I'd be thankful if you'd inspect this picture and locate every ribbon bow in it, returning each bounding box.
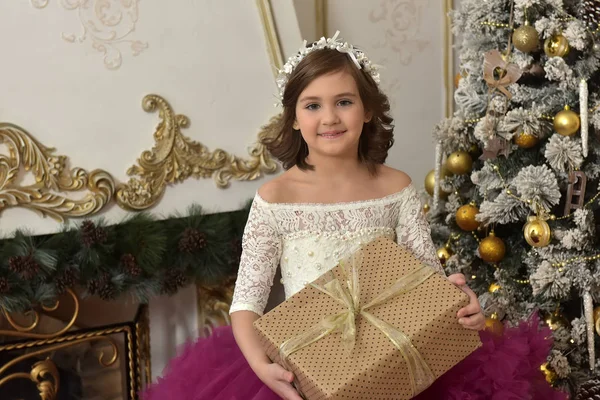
[279,252,436,395]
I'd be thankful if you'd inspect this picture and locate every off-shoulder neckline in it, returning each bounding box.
[254,183,414,210]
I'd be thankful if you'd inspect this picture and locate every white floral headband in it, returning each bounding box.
[275,30,381,105]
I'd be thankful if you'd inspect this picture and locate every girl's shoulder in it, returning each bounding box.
[374,165,413,194]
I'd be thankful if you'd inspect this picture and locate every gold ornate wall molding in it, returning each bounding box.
[0,123,115,222]
[0,96,280,219]
[30,0,148,70]
[115,94,279,211]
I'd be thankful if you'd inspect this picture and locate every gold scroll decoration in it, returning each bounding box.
[116,94,279,211]
[0,123,115,222]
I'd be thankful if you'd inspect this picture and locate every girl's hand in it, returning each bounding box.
[447,273,486,331]
[255,362,303,400]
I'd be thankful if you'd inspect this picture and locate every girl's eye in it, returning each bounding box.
[338,100,353,106]
[305,103,320,110]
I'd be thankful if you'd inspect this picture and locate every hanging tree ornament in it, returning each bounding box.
[425,167,451,197]
[437,243,454,266]
[580,79,589,157]
[446,150,473,175]
[512,20,540,53]
[513,132,539,148]
[540,363,558,385]
[554,105,580,136]
[524,215,552,247]
[484,312,504,336]
[456,202,480,231]
[488,282,501,293]
[478,231,506,263]
[580,0,600,31]
[544,33,570,57]
[584,291,596,370]
[483,50,522,100]
[564,170,587,216]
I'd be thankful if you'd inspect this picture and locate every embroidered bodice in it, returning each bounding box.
[229,183,445,316]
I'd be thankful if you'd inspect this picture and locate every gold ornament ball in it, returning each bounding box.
[512,22,540,53]
[423,203,430,214]
[514,132,539,149]
[544,311,567,331]
[553,105,580,136]
[454,72,462,88]
[446,151,473,175]
[437,245,454,266]
[484,313,504,336]
[455,203,480,231]
[489,282,501,294]
[478,232,506,263]
[540,363,557,385]
[594,306,600,324]
[424,168,451,197]
[544,34,570,58]
[524,216,552,247]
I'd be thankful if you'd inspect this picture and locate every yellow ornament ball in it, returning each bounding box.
[513,132,539,148]
[594,306,600,324]
[544,34,570,58]
[544,310,568,331]
[484,313,504,336]
[524,216,552,247]
[454,72,462,88]
[540,363,557,385]
[489,282,501,293]
[446,151,473,175]
[553,105,580,136]
[478,231,506,263]
[437,245,454,266]
[424,168,451,197]
[456,203,480,231]
[512,22,540,53]
[423,203,430,214]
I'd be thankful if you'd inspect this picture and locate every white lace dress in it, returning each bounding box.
[229,183,445,316]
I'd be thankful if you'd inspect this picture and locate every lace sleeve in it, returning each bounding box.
[396,185,446,276]
[230,195,282,316]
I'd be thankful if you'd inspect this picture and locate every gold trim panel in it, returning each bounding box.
[256,0,284,73]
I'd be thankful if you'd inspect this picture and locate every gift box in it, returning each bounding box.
[253,236,482,399]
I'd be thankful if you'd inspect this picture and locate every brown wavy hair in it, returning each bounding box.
[262,48,394,175]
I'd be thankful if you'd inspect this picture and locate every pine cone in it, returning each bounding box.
[120,253,142,277]
[580,0,600,30]
[98,283,117,301]
[162,269,188,295]
[87,273,109,295]
[8,255,40,280]
[0,277,10,294]
[55,268,79,294]
[576,379,600,400]
[81,220,108,247]
[178,228,207,253]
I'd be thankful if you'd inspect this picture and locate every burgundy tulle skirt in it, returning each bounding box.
[141,313,568,400]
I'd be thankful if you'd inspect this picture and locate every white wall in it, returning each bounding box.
[323,0,446,183]
[0,0,301,381]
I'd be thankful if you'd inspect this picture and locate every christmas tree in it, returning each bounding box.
[428,0,600,395]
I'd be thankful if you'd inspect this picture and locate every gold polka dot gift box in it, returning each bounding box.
[254,236,482,400]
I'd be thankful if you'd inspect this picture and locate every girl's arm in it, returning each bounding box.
[229,196,303,399]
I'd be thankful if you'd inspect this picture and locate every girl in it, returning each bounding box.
[143,32,565,400]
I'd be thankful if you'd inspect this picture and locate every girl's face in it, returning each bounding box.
[294,70,371,161]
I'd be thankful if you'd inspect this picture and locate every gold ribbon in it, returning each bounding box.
[279,252,436,396]
[483,49,522,99]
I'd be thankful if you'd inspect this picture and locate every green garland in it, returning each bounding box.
[0,203,252,313]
